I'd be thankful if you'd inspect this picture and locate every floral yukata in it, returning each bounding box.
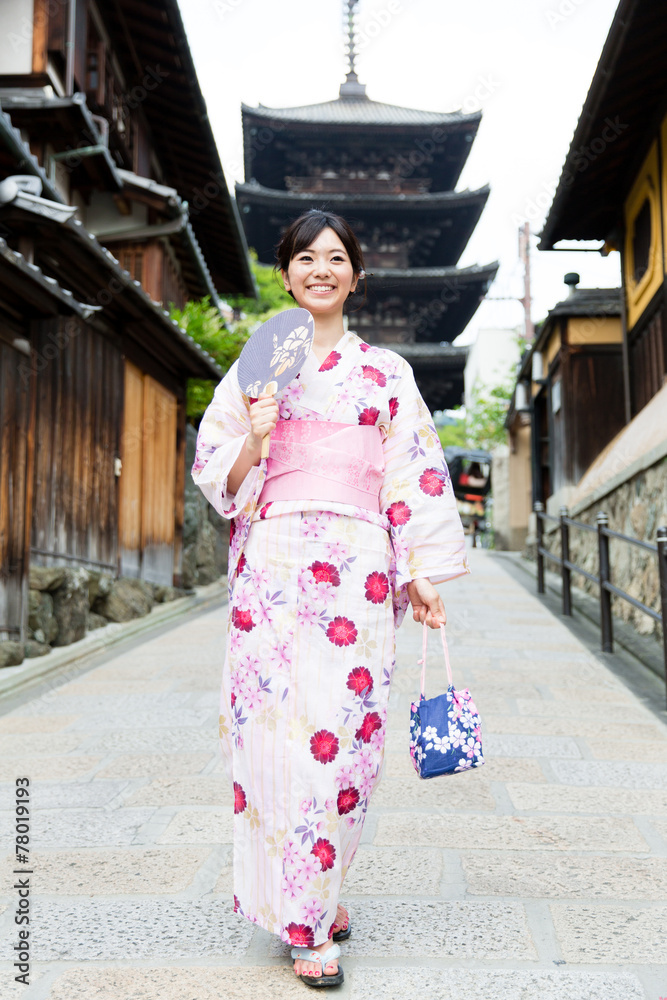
[192,329,468,949]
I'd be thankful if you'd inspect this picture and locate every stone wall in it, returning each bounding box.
[182,422,229,588]
[0,425,229,668]
[537,455,667,640]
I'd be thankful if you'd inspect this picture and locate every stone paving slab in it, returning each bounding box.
[483,734,582,758]
[95,752,216,779]
[84,727,218,754]
[374,812,649,851]
[0,756,101,782]
[123,776,231,807]
[5,807,156,848]
[516,697,652,722]
[550,760,667,789]
[0,714,80,734]
[270,900,537,960]
[382,751,547,783]
[156,808,233,844]
[506,781,667,816]
[371,773,496,811]
[0,779,129,810]
[482,714,666,740]
[67,709,214,732]
[348,968,647,1000]
[462,851,667,899]
[0,733,87,756]
[588,738,667,762]
[0,899,254,960]
[3,846,211,894]
[551,903,667,963]
[47,966,306,1000]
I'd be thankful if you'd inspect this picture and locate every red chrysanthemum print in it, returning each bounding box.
[259,501,273,520]
[389,396,399,418]
[364,570,389,604]
[358,406,380,426]
[361,365,387,387]
[233,894,241,912]
[419,467,447,497]
[233,781,247,814]
[247,396,258,405]
[356,711,382,743]
[229,519,236,542]
[337,786,360,815]
[236,552,247,576]
[232,607,255,632]
[311,838,336,870]
[286,923,315,948]
[347,666,373,697]
[359,342,371,353]
[386,500,412,527]
[326,616,358,647]
[310,729,340,764]
[230,692,236,707]
[309,561,341,587]
[318,350,342,372]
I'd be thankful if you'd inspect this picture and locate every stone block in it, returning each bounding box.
[95,752,215,779]
[0,756,100,782]
[484,734,581,758]
[124,776,230,807]
[28,588,58,643]
[550,759,667,789]
[371,774,496,811]
[29,808,155,848]
[29,566,66,591]
[52,568,90,646]
[348,969,646,1000]
[6,779,129,809]
[68,709,213,732]
[23,638,51,657]
[551,903,667,963]
[28,846,211,894]
[0,732,84,756]
[269,899,537,960]
[86,570,113,608]
[587,738,667,762]
[88,727,217,754]
[94,576,155,623]
[516,698,650,723]
[7,898,253,961]
[157,808,233,845]
[49,967,306,1000]
[0,640,24,667]
[506,781,667,816]
[0,714,78,734]
[374,813,648,852]
[462,851,667,899]
[340,846,443,894]
[86,611,108,632]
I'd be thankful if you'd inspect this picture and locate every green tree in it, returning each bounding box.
[437,412,467,450]
[465,377,514,451]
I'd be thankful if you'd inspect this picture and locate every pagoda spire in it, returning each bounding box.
[339,0,367,99]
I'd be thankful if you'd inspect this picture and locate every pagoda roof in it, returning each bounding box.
[539,0,667,249]
[242,98,480,129]
[236,180,489,211]
[368,262,498,286]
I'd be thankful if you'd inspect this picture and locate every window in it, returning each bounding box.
[632,197,652,284]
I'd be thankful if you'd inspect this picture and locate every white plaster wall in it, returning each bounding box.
[464,327,522,408]
[0,0,35,75]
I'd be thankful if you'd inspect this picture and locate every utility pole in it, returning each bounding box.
[518,221,534,342]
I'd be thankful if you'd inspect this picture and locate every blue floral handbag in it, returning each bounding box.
[410,622,485,778]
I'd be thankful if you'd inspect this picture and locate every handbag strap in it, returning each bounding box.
[418,621,453,697]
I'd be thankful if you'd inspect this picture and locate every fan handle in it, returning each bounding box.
[259,380,278,459]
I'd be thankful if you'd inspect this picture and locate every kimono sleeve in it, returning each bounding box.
[190,360,265,519]
[380,358,469,590]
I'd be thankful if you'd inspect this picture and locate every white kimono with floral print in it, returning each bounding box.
[192,329,468,948]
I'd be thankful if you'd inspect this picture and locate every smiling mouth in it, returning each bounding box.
[307,284,335,293]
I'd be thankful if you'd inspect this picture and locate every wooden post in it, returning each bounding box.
[535,502,545,594]
[560,505,571,616]
[597,511,613,653]
[657,526,667,705]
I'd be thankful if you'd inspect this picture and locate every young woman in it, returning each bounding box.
[192,209,468,987]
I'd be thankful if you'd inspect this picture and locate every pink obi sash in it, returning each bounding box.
[260,420,384,513]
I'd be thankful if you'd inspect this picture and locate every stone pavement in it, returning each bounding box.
[1,547,666,1000]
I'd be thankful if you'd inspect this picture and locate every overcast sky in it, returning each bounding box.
[180,0,622,344]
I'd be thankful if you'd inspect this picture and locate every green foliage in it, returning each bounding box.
[437,413,467,450]
[465,377,514,451]
[170,252,293,422]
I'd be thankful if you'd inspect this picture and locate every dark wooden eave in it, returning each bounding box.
[539,0,667,249]
[103,0,255,297]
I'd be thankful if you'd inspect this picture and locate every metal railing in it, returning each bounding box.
[534,503,667,699]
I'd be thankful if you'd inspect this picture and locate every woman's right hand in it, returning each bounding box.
[246,392,279,458]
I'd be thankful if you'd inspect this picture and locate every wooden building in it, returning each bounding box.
[0,0,254,642]
[235,1,498,411]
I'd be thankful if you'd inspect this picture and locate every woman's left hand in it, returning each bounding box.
[406,578,446,628]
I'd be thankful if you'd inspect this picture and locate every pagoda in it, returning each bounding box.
[236,1,498,409]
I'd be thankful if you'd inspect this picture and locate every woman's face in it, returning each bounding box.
[281,227,358,317]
